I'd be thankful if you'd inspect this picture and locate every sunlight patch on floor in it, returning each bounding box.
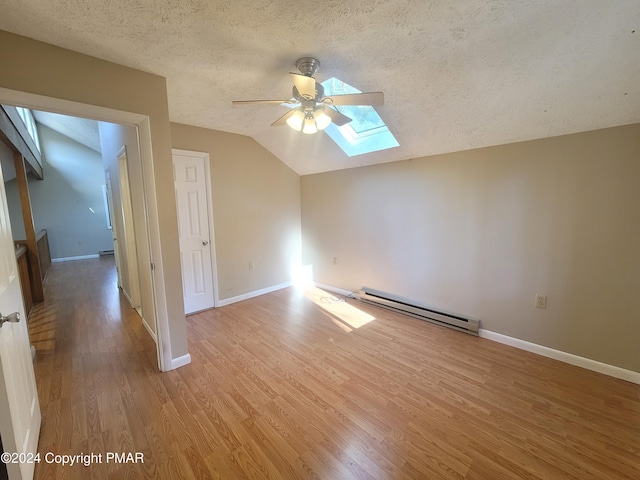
[304,287,375,332]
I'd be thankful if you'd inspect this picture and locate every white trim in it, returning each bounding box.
[218,282,292,307]
[102,184,112,230]
[203,152,220,307]
[170,353,191,370]
[141,317,157,344]
[479,329,640,385]
[51,254,100,262]
[311,282,640,385]
[313,282,354,297]
[121,288,134,309]
[172,149,220,309]
[0,87,170,373]
[137,118,169,372]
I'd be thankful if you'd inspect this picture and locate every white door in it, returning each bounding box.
[118,149,141,309]
[173,151,215,314]
[0,165,41,480]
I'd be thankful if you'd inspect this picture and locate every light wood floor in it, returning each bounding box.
[28,258,640,479]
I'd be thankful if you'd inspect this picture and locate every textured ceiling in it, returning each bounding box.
[1,1,638,175]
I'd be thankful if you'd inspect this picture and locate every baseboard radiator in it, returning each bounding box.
[357,287,480,336]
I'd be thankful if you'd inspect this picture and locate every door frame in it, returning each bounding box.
[0,87,171,372]
[172,149,219,309]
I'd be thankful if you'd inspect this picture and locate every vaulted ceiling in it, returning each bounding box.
[32,111,101,153]
[1,1,638,175]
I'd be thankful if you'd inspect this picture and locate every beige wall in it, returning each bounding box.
[302,123,640,372]
[171,123,301,301]
[0,30,187,362]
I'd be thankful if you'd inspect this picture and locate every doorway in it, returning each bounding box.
[0,86,171,371]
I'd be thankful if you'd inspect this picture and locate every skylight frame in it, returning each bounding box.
[321,77,398,157]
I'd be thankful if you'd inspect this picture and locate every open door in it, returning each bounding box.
[0,162,41,480]
[117,148,141,311]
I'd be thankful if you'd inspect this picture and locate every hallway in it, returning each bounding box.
[28,257,159,479]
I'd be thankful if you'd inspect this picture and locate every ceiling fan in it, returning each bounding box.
[232,57,384,134]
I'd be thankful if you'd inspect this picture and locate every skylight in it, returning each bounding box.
[321,77,399,157]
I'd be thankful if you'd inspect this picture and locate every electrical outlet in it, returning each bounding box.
[332,257,338,266]
[535,294,547,309]
[249,261,254,270]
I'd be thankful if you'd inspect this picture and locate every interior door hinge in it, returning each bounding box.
[150,262,155,271]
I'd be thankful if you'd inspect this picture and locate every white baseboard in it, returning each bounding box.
[141,317,157,344]
[313,282,354,297]
[121,289,134,308]
[218,282,292,307]
[479,329,640,385]
[170,353,192,370]
[52,254,99,262]
[216,279,640,385]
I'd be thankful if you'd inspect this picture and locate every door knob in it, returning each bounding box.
[202,241,209,246]
[0,312,20,328]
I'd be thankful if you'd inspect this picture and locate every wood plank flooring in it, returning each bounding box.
[28,258,640,479]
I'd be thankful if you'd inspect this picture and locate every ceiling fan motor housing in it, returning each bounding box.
[295,57,320,77]
[292,84,325,103]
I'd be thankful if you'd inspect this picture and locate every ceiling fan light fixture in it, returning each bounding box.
[302,113,318,134]
[234,58,385,136]
[286,109,305,131]
[313,107,331,131]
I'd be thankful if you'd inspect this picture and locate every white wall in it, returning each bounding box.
[301,123,640,373]
[5,124,113,259]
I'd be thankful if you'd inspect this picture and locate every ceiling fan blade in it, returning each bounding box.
[290,73,316,99]
[232,99,297,105]
[271,109,298,127]
[323,92,384,106]
[324,107,352,126]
